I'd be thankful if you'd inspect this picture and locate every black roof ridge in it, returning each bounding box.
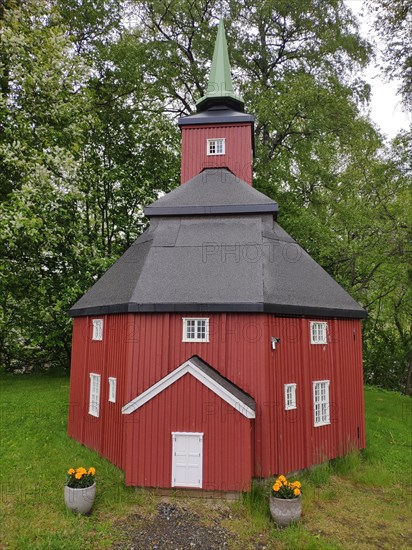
[188,355,256,411]
[145,204,278,216]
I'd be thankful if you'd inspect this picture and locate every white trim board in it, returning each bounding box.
[122,359,255,419]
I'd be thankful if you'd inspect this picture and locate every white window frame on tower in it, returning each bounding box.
[89,373,101,417]
[313,380,330,427]
[310,321,327,344]
[92,319,103,341]
[207,138,225,156]
[182,318,209,343]
[284,383,297,410]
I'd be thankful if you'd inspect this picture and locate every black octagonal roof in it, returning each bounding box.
[70,170,366,320]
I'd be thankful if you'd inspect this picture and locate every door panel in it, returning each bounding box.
[172,432,203,488]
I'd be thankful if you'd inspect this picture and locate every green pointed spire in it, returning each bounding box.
[196,20,244,112]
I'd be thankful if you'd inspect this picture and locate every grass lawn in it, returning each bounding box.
[0,374,411,549]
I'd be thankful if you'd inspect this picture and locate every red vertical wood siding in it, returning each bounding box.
[124,313,267,480]
[264,316,365,476]
[101,315,129,468]
[69,312,365,489]
[124,374,253,491]
[334,319,366,452]
[68,317,88,443]
[180,124,253,185]
[68,315,130,469]
[265,317,307,475]
[305,317,337,466]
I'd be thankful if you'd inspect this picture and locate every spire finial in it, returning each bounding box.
[196,20,244,112]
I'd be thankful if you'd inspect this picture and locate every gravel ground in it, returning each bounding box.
[111,502,235,550]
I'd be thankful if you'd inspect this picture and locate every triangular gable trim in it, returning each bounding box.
[121,359,255,419]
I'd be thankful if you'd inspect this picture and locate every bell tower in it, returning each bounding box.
[178,21,254,185]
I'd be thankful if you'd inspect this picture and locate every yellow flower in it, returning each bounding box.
[278,475,286,483]
[294,488,301,496]
[293,481,301,489]
[68,468,75,475]
[88,467,96,476]
[75,472,83,480]
[273,484,281,492]
[76,467,87,476]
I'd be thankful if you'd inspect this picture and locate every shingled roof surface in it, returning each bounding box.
[70,169,366,319]
[144,169,278,217]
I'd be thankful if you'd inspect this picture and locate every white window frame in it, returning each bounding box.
[310,321,327,344]
[182,318,209,343]
[284,383,297,410]
[313,380,330,427]
[89,373,101,417]
[92,319,103,341]
[207,138,225,156]
[108,377,117,403]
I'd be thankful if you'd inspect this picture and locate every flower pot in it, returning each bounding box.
[64,483,96,515]
[269,494,302,527]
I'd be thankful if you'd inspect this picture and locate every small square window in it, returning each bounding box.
[182,318,209,342]
[313,380,330,426]
[284,383,297,410]
[92,319,103,341]
[108,377,117,403]
[207,138,225,156]
[310,321,327,344]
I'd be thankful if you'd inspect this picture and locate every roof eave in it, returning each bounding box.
[178,111,254,126]
[70,302,367,319]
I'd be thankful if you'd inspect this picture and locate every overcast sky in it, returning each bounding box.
[345,0,410,139]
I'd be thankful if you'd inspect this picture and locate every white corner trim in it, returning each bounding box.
[122,360,255,419]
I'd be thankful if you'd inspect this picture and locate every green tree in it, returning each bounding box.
[0,0,179,370]
[1,0,409,394]
[368,0,412,110]
[0,0,91,369]
[130,0,411,392]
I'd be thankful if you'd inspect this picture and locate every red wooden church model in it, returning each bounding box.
[68,22,367,492]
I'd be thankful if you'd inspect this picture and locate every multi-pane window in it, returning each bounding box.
[313,380,330,426]
[310,321,327,344]
[182,318,209,342]
[89,373,101,417]
[108,377,117,403]
[92,319,103,341]
[284,383,297,410]
[207,138,225,156]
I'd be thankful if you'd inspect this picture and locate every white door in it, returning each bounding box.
[171,432,203,488]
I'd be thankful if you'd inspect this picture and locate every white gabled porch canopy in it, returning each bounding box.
[122,355,256,419]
